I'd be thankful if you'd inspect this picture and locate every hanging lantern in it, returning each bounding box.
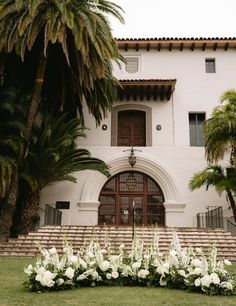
[128,147,136,167]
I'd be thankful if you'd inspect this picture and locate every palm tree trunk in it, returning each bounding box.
[0,175,18,241]
[27,50,47,129]
[227,190,236,223]
[0,51,6,86]
[18,190,40,235]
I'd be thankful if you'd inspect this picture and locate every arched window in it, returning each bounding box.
[99,171,165,226]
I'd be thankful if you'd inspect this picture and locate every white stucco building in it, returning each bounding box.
[40,37,236,228]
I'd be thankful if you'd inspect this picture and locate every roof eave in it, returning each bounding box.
[116,38,236,51]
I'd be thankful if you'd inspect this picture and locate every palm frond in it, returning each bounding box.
[0,0,123,124]
[189,165,233,195]
[21,113,109,191]
[205,89,236,164]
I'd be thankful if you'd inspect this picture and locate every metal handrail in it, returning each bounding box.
[196,205,236,236]
[227,218,236,236]
[196,206,223,228]
[44,204,62,225]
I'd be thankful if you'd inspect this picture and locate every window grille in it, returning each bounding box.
[125,57,139,73]
[99,172,165,226]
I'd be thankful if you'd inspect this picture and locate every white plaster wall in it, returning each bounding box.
[40,146,230,227]
[40,48,235,227]
[81,49,236,147]
[115,49,236,147]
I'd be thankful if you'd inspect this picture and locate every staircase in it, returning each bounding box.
[0,226,236,261]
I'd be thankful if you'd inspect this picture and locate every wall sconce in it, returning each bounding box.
[102,124,107,131]
[156,124,162,131]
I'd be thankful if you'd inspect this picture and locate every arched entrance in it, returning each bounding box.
[98,171,165,226]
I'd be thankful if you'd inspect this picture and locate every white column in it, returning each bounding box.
[164,201,186,227]
[77,201,100,225]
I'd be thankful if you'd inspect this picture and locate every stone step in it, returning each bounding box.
[1,226,236,261]
[5,238,236,248]
[31,227,230,231]
[35,227,228,233]
[11,236,236,243]
[1,246,236,254]
[25,230,233,236]
[1,245,236,254]
[37,231,228,235]
[34,229,227,235]
[8,241,236,249]
[21,233,234,240]
[0,242,235,252]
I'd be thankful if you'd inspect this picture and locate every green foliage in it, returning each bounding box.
[189,165,232,194]
[205,90,236,165]
[20,113,110,193]
[190,89,236,221]
[0,85,109,235]
[0,0,120,235]
[1,256,236,306]
[23,234,236,295]
[0,85,28,198]
[0,0,124,124]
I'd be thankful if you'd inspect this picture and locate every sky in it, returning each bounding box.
[110,0,236,38]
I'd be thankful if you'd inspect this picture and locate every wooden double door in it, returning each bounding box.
[98,172,165,226]
[119,195,143,225]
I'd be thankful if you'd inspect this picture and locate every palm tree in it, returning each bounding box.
[0,0,124,128]
[0,85,28,240]
[0,0,123,237]
[12,114,110,235]
[190,90,236,223]
[205,90,236,166]
[189,165,236,222]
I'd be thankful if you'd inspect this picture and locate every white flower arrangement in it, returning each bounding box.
[24,231,236,295]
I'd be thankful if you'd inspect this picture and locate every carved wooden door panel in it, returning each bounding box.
[117,111,146,146]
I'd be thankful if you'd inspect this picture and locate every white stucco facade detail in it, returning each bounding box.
[39,38,235,227]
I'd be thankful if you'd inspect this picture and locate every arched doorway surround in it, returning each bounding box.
[99,171,165,226]
[77,155,186,227]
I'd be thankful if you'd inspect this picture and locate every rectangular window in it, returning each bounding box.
[189,113,205,146]
[205,58,215,73]
[56,201,70,209]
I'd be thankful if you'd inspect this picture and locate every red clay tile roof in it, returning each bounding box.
[118,79,176,101]
[116,37,236,51]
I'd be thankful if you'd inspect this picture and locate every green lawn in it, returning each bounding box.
[0,257,235,306]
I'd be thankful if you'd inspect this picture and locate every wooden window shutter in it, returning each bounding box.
[117,110,146,146]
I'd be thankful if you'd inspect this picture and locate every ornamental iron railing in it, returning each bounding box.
[196,206,223,228]
[196,206,236,235]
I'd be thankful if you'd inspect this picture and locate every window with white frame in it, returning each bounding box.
[205,58,216,73]
[189,113,205,147]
